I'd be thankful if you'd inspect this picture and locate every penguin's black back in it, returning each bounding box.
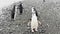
[34,8,38,17]
[11,5,16,19]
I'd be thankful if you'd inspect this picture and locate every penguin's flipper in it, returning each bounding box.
[27,21,31,27]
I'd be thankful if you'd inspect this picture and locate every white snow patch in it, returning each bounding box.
[0,0,23,9]
[0,0,23,15]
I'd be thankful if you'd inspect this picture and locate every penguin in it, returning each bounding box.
[18,2,23,15]
[11,5,16,20]
[27,7,41,32]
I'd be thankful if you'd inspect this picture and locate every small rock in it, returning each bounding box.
[0,28,3,31]
[16,25,18,27]
[47,24,49,27]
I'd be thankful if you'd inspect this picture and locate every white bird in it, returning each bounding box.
[27,7,41,32]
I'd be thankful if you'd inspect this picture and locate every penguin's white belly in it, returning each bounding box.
[31,15,38,28]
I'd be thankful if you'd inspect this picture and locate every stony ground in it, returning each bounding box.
[0,0,60,34]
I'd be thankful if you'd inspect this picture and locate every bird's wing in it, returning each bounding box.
[27,21,31,26]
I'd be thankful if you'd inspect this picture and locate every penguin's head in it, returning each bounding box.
[32,7,35,14]
[15,5,17,9]
[32,6,38,17]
